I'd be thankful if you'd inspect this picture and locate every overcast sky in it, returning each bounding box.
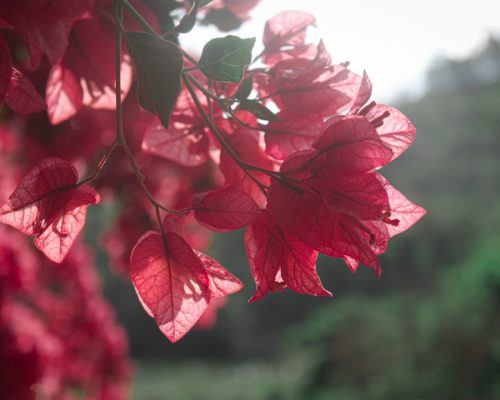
[189,0,500,102]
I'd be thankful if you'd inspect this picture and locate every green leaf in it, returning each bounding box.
[234,75,253,100]
[239,100,280,122]
[198,35,255,83]
[175,0,206,34]
[125,32,183,128]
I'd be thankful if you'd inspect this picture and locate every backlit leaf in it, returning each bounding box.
[366,104,416,161]
[198,35,255,82]
[5,68,46,114]
[0,158,99,262]
[130,231,210,343]
[192,186,260,232]
[46,60,83,124]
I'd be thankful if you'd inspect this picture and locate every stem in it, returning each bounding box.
[77,142,119,187]
[183,72,269,195]
[189,76,220,101]
[121,0,158,35]
[114,0,186,216]
[115,1,125,145]
[206,80,215,121]
[181,49,199,67]
[156,206,167,238]
[120,0,200,76]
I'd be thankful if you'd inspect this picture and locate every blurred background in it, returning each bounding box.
[86,1,500,399]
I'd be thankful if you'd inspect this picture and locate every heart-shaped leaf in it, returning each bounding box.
[198,35,255,82]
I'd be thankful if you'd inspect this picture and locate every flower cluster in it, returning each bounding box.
[0,0,424,350]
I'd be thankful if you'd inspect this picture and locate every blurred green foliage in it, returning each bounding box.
[284,233,500,400]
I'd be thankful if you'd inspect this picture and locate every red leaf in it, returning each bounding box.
[280,82,350,118]
[192,186,260,232]
[130,231,210,343]
[269,182,382,274]
[263,11,316,52]
[317,173,390,221]
[5,68,46,114]
[245,211,331,301]
[0,158,99,262]
[219,129,277,206]
[269,156,384,273]
[0,0,91,67]
[72,18,132,111]
[245,212,284,302]
[142,119,209,167]
[281,232,331,297]
[312,116,393,175]
[195,251,243,298]
[46,60,83,124]
[343,256,358,273]
[264,111,324,160]
[0,34,12,103]
[366,104,416,161]
[45,14,133,124]
[351,71,372,113]
[378,176,426,237]
[273,43,355,116]
[34,186,99,263]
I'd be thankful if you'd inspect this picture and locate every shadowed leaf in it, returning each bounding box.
[125,32,183,127]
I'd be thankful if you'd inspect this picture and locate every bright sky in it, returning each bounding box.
[189,0,500,102]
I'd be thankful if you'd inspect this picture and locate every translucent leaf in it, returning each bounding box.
[0,158,99,262]
[130,231,210,343]
[192,186,260,232]
[5,68,46,114]
[198,35,255,82]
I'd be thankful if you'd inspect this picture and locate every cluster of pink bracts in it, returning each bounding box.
[0,2,424,397]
